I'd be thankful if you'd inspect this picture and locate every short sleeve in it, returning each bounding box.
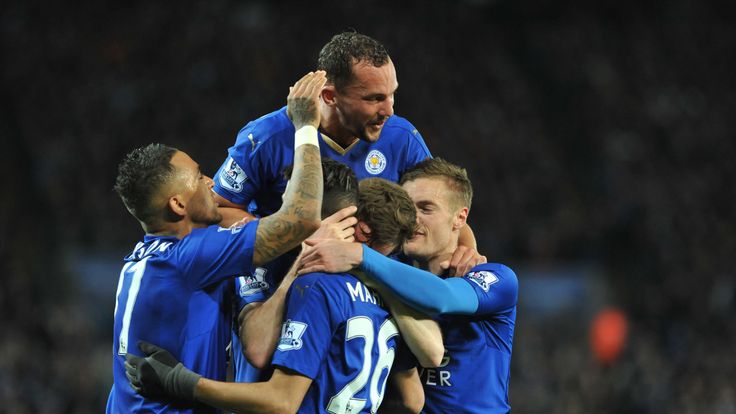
[213,125,268,206]
[271,276,335,379]
[461,263,518,316]
[174,220,259,289]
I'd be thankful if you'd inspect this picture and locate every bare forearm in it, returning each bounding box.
[253,144,322,266]
[242,267,299,368]
[195,378,291,414]
[385,291,444,368]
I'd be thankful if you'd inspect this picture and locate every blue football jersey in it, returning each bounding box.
[229,250,298,383]
[213,107,431,217]
[271,273,402,414]
[419,263,518,414]
[106,221,258,414]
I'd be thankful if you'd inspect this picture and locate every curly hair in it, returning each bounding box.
[317,31,390,92]
[357,178,416,250]
[114,143,178,224]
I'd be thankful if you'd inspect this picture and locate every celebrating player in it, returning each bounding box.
[125,178,440,413]
[230,158,360,383]
[106,71,326,413]
[299,158,519,414]
[213,31,482,275]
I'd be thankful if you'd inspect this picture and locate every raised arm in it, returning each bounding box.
[239,253,301,369]
[252,71,326,267]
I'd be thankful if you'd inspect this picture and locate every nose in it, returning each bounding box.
[205,175,215,189]
[379,95,394,118]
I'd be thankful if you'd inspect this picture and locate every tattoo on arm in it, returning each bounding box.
[253,145,322,266]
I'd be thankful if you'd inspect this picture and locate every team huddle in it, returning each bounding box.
[108,32,518,414]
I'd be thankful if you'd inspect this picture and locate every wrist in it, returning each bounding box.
[295,125,319,148]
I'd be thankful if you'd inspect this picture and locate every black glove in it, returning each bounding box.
[125,341,201,402]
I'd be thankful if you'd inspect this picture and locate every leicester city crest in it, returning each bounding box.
[365,150,387,175]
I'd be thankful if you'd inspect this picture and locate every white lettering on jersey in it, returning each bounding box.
[345,281,383,306]
[466,270,499,292]
[419,352,452,387]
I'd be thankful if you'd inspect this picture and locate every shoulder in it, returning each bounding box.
[232,107,295,150]
[180,221,258,250]
[464,263,518,292]
[382,115,425,142]
[290,273,356,300]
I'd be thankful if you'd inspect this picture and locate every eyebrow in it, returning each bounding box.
[362,85,399,99]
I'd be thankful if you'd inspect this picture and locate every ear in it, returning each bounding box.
[452,207,468,231]
[167,194,187,218]
[354,220,372,243]
[321,84,337,107]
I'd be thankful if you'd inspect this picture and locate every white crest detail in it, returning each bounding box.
[219,157,247,192]
[277,320,308,351]
[466,270,499,292]
[365,150,387,175]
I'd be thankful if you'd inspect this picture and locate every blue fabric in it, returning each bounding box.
[213,107,431,217]
[271,273,405,413]
[230,250,297,383]
[358,246,519,414]
[106,221,258,414]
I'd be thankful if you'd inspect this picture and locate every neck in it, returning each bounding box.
[415,242,458,276]
[145,220,196,239]
[319,103,358,148]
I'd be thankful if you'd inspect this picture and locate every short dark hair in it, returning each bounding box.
[283,158,359,218]
[114,143,178,224]
[400,158,473,211]
[357,178,416,251]
[317,31,390,91]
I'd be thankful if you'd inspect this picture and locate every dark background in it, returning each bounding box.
[2,0,734,412]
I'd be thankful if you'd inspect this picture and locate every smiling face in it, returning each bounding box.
[402,177,467,264]
[169,151,222,226]
[331,59,397,143]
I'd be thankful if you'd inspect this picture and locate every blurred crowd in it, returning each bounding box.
[1,0,734,412]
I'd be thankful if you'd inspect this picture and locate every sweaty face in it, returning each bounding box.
[333,59,397,143]
[402,178,459,262]
[171,151,222,226]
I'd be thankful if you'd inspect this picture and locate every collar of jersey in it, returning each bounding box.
[319,131,360,155]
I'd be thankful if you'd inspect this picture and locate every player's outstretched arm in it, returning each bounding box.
[239,252,302,369]
[253,71,326,267]
[299,241,478,316]
[126,342,311,413]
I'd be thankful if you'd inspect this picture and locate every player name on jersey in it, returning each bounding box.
[345,280,384,307]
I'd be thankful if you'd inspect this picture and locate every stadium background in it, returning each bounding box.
[1,0,734,412]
